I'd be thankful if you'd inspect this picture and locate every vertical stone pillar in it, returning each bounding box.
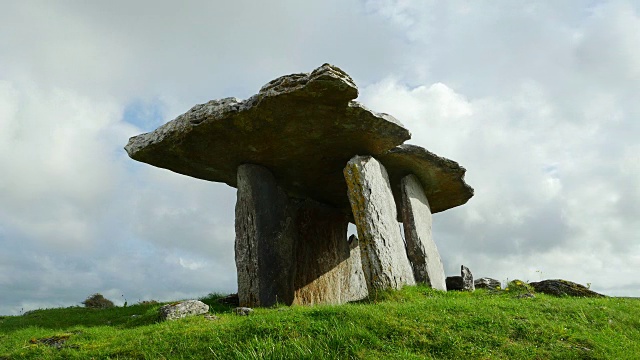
[292,201,368,305]
[235,164,296,307]
[343,155,415,291]
[400,174,447,291]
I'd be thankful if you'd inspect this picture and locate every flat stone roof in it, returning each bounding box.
[125,64,473,215]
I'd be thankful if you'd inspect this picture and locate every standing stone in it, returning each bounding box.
[292,201,367,305]
[344,155,415,291]
[400,174,447,291]
[235,164,296,307]
[462,265,474,291]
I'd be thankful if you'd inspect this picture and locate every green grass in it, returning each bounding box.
[1,286,638,359]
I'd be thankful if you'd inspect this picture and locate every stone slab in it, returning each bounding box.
[378,144,474,216]
[344,155,415,291]
[292,202,367,305]
[236,163,368,307]
[235,164,296,307]
[400,174,447,290]
[159,300,209,321]
[125,64,411,215]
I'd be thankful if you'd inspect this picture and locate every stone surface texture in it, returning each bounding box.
[292,200,367,305]
[474,277,501,290]
[346,235,369,300]
[235,164,297,307]
[125,64,411,215]
[159,300,209,321]
[400,174,447,290]
[378,144,474,217]
[462,265,475,291]
[236,164,367,307]
[529,279,605,297]
[344,155,415,291]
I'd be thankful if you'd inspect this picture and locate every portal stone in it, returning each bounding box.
[292,201,367,305]
[344,155,415,291]
[400,174,447,291]
[235,164,296,307]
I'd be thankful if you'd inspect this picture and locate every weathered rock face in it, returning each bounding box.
[235,164,297,307]
[344,155,415,291]
[292,201,367,305]
[529,279,605,297]
[474,277,501,290]
[400,174,446,290]
[346,235,368,300]
[159,300,209,321]
[378,144,474,216]
[462,265,474,291]
[236,163,368,307]
[125,64,410,215]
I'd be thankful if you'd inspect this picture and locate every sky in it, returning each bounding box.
[1,0,638,315]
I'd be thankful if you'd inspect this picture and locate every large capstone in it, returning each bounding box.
[378,144,474,217]
[400,174,447,290]
[344,155,415,291]
[125,64,411,216]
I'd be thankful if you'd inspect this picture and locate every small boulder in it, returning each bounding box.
[234,307,254,316]
[475,277,501,290]
[529,279,605,297]
[159,300,209,321]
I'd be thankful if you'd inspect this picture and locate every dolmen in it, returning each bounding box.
[125,64,474,307]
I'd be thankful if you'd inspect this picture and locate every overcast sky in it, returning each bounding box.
[1,1,638,315]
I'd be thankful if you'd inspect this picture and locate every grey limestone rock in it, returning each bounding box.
[462,265,474,291]
[400,174,446,290]
[159,300,209,321]
[378,144,474,217]
[235,164,296,307]
[236,163,368,307]
[344,155,415,291]
[125,64,411,215]
[474,277,501,290]
[292,200,367,305]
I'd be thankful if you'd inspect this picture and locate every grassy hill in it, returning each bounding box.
[1,285,638,359]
